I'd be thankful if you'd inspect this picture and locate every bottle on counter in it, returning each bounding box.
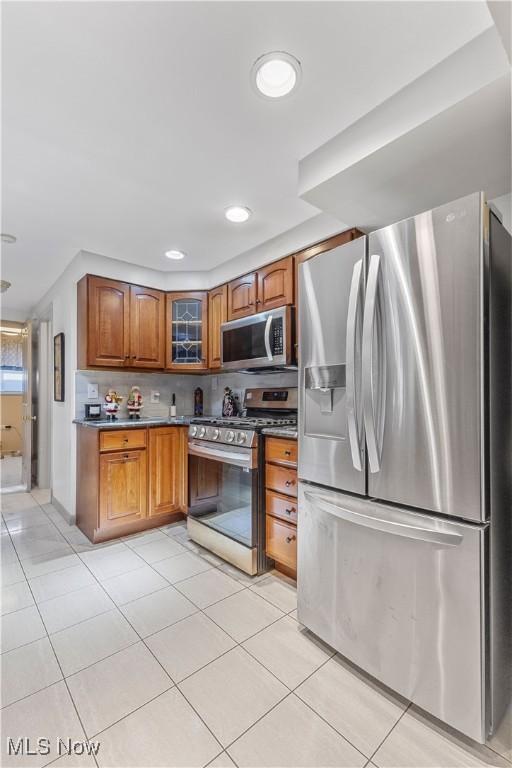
[222,387,237,417]
[194,387,203,417]
[170,393,177,418]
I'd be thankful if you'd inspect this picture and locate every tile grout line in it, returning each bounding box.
[4,506,347,768]
[3,503,100,767]
[47,517,303,762]
[366,702,412,767]
[72,538,228,760]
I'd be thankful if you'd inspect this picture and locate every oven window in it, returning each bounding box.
[222,319,267,364]
[188,456,257,548]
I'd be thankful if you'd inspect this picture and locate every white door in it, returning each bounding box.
[21,322,33,490]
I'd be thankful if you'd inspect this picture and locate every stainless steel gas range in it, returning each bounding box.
[187,387,297,575]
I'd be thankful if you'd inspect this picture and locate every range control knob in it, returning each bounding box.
[198,426,206,438]
[211,428,220,440]
[225,430,235,443]
[190,426,197,437]
[236,431,247,444]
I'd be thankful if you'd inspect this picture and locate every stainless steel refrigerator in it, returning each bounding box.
[297,191,511,743]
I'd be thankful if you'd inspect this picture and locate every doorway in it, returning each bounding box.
[0,321,26,491]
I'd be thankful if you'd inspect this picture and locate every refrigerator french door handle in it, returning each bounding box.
[345,259,363,471]
[264,315,273,361]
[303,490,463,547]
[362,253,381,473]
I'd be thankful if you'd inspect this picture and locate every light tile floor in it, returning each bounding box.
[1,491,511,768]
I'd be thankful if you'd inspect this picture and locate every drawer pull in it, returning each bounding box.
[285,480,294,487]
[286,535,296,544]
[284,450,291,456]
[285,508,295,515]
[123,453,129,459]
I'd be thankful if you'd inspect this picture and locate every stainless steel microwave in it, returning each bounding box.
[221,306,294,371]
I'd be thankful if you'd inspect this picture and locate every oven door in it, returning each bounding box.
[188,440,259,550]
[221,307,290,370]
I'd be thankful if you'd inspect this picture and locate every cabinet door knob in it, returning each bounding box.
[285,480,294,487]
[286,535,296,544]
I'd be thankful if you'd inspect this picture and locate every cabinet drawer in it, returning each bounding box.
[100,429,147,452]
[265,463,297,497]
[266,490,297,524]
[266,516,297,571]
[266,437,297,467]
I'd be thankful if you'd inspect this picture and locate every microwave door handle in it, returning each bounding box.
[362,253,381,473]
[346,259,363,471]
[264,315,273,361]
[304,491,463,547]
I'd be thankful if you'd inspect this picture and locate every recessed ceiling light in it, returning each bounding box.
[0,234,17,244]
[225,206,252,223]
[165,249,185,260]
[251,52,301,99]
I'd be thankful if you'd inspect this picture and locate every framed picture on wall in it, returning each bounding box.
[54,332,65,402]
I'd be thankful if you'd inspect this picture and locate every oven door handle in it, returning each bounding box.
[188,441,254,467]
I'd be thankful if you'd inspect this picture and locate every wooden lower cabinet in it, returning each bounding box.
[265,463,298,497]
[99,450,147,531]
[264,437,298,579]
[77,425,187,543]
[149,427,187,517]
[266,516,297,572]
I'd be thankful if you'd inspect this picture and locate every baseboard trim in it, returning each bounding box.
[51,494,75,526]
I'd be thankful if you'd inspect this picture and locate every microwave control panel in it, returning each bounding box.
[272,318,284,354]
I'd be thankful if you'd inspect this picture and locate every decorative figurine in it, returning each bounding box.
[222,387,237,417]
[104,389,123,420]
[127,386,144,419]
[194,387,203,417]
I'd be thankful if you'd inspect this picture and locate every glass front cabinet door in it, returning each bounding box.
[166,292,208,371]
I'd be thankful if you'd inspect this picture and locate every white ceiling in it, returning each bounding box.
[1,1,494,314]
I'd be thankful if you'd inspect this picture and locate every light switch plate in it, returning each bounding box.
[87,383,99,399]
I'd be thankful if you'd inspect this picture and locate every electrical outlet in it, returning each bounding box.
[150,391,160,403]
[87,383,99,399]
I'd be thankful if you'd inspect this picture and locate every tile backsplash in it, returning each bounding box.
[75,370,209,420]
[75,369,299,420]
[209,370,298,414]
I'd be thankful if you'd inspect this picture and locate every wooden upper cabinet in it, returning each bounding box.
[166,292,208,371]
[148,427,186,517]
[83,276,130,367]
[208,285,227,369]
[77,275,165,370]
[257,256,294,312]
[227,257,294,321]
[99,449,147,531]
[227,273,257,320]
[130,285,165,368]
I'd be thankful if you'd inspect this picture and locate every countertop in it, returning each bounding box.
[261,426,298,439]
[73,416,194,429]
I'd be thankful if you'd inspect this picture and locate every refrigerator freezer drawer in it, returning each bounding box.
[298,482,487,742]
